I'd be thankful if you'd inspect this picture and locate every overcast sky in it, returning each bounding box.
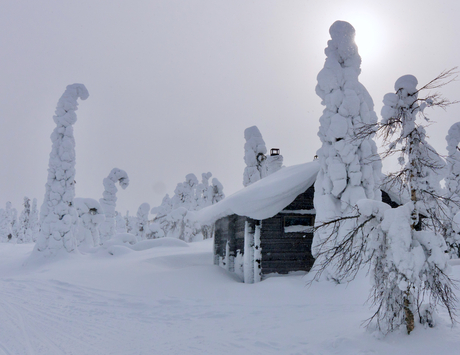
[1,0,459,214]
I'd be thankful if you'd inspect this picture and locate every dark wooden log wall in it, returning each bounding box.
[214,185,316,276]
[260,185,316,275]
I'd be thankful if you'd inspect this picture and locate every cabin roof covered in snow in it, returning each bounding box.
[196,161,320,223]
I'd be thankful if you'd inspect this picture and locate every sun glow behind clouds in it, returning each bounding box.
[345,14,386,62]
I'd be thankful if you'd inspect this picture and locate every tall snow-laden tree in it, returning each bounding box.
[375,74,454,334]
[99,168,129,244]
[243,126,268,187]
[34,84,89,257]
[444,122,460,256]
[313,71,458,335]
[17,197,32,244]
[74,198,105,248]
[312,21,382,280]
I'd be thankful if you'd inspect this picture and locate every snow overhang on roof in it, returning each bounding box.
[196,161,320,224]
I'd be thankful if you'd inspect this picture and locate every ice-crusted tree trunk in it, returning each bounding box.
[445,122,460,256]
[243,126,268,187]
[34,84,89,257]
[312,21,382,281]
[99,168,129,244]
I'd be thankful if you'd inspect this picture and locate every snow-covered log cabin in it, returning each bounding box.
[196,162,319,283]
[196,161,402,283]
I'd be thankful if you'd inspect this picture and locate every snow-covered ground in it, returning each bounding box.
[0,240,459,355]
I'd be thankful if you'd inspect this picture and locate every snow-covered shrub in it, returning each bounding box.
[74,198,105,248]
[34,83,89,257]
[99,168,129,244]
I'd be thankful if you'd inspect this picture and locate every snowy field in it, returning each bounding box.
[0,239,459,355]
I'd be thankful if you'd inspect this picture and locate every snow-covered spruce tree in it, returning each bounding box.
[375,74,455,334]
[195,172,216,239]
[0,209,9,242]
[172,173,199,210]
[167,174,200,242]
[115,212,127,234]
[243,126,268,187]
[30,198,40,242]
[313,72,458,335]
[266,152,284,176]
[211,178,225,204]
[124,211,137,234]
[152,173,225,241]
[312,21,382,281]
[98,168,129,244]
[151,194,173,235]
[74,198,105,248]
[34,84,89,257]
[135,202,150,240]
[17,197,32,244]
[196,172,213,209]
[5,202,18,242]
[444,122,460,256]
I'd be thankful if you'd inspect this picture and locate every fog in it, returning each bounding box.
[1,0,459,214]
